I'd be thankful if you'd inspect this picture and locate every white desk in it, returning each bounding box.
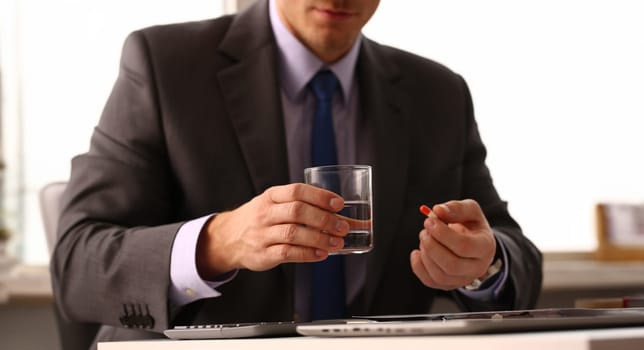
[99,327,644,350]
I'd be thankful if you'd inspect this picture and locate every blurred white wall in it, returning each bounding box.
[365,0,644,252]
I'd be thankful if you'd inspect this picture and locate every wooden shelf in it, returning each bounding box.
[0,264,52,304]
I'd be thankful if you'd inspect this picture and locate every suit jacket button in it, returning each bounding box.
[120,315,132,328]
[145,315,155,329]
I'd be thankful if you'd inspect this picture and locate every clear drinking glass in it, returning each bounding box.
[304,165,373,254]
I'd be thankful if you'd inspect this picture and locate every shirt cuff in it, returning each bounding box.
[169,214,238,307]
[457,233,509,301]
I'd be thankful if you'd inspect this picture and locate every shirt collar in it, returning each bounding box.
[269,0,361,102]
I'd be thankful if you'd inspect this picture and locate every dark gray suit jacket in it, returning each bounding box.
[51,0,542,347]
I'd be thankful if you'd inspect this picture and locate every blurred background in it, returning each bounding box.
[1,1,643,349]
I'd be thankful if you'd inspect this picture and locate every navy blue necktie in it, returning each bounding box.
[309,70,346,320]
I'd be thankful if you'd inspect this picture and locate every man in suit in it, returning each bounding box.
[51,0,542,348]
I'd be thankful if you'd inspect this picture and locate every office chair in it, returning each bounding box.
[39,182,67,255]
[39,181,99,350]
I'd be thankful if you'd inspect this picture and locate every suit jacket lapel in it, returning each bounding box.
[357,39,411,311]
[216,1,290,194]
[215,1,295,300]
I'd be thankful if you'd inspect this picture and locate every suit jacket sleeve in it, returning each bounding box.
[50,30,181,332]
[450,76,543,311]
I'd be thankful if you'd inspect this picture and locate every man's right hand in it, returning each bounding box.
[195,183,350,279]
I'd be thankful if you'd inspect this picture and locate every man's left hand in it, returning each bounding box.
[410,199,496,291]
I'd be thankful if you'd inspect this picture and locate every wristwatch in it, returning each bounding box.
[464,258,503,291]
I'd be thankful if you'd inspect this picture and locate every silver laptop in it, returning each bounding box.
[296,308,644,337]
[164,308,644,340]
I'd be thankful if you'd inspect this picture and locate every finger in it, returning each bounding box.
[419,228,479,279]
[341,216,372,231]
[432,199,488,228]
[419,230,476,278]
[267,223,345,252]
[265,183,344,212]
[424,205,496,258]
[425,216,491,259]
[411,249,461,290]
[264,244,329,265]
[410,249,441,289]
[268,201,350,235]
[415,243,466,290]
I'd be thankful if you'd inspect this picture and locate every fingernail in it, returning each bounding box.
[330,198,343,211]
[336,219,349,232]
[329,236,340,246]
[426,218,436,228]
[439,204,450,214]
[315,249,326,257]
